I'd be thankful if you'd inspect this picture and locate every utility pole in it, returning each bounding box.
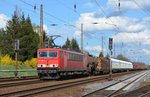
[40,4,43,48]
[121,42,123,55]
[81,23,83,52]
[114,43,115,57]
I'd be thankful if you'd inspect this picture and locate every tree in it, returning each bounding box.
[43,32,54,48]
[62,38,80,51]
[71,38,80,51]
[99,51,104,57]
[3,8,39,61]
[62,37,71,49]
[4,8,21,58]
[116,54,130,61]
[19,15,39,61]
[0,28,6,55]
[106,53,110,58]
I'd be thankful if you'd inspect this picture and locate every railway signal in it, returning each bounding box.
[109,38,113,80]
[109,38,113,50]
[14,39,19,77]
[14,39,19,51]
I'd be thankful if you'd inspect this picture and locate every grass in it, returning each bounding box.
[0,64,37,78]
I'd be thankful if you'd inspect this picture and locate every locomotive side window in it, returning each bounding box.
[67,52,83,61]
[79,55,83,61]
[49,51,57,57]
[60,51,63,58]
[39,51,47,57]
[68,53,72,60]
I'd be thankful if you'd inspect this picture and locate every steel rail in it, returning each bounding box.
[106,72,147,97]
[81,71,146,97]
[0,75,109,97]
[0,79,41,88]
[113,83,150,97]
[0,76,38,82]
[0,71,141,97]
[0,69,36,72]
[0,72,130,97]
[138,91,150,97]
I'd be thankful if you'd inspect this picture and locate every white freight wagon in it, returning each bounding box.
[110,58,133,70]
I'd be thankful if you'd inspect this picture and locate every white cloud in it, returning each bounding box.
[75,13,115,32]
[43,25,49,34]
[72,0,150,64]
[84,2,95,8]
[107,0,150,11]
[75,12,147,37]
[74,8,150,46]
[0,14,9,28]
[112,30,150,44]
[85,45,104,53]
[142,49,150,55]
[74,30,81,38]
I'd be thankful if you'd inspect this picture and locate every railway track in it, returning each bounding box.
[114,84,150,97]
[0,71,140,97]
[0,76,38,82]
[81,71,148,97]
[0,79,42,88]
[139,91,150,97]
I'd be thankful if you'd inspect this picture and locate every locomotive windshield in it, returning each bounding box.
[49,51,57,58]
[39,51,47,57]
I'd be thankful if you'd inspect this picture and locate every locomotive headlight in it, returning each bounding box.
[37,64,46,67]
[49,64,58,67]
[54,64,58,67]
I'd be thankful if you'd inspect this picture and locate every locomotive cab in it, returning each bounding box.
[37,48,60,79]
[37,48,86,79]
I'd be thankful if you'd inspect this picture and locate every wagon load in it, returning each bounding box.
[99,57,110,73]
[133,63,147,70]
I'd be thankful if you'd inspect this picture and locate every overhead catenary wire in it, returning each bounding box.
[74,0,77,12]
[94,0,121,33]
[94,0,144,60]
[94,0,143,51]
[19,0,69,24]
[19,0,145,61]
[133,0,150,16]
[55,0,80,17]
[18,0,54,23]
[15,3,53,23]
[57,0,118,43]
[95,1,147,62]
[0,1,49,28]
[118,0,120,11]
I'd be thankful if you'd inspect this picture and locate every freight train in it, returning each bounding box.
[37,48,147,79]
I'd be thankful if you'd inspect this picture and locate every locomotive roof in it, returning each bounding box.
[38,48,61,51]
[110,58,132,64]
[38,48,84,55]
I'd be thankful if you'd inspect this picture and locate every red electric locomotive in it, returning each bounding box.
[37,48,88,79]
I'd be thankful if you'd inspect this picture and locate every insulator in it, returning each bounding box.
[34,4,36,11]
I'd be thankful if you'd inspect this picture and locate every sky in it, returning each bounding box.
[0,0,150,65]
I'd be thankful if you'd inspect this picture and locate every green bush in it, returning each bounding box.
[0,55,37,69]
[23,58,37,68]
[0,55,23,68]
[0,55,37,77]
[0,55,13,65]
